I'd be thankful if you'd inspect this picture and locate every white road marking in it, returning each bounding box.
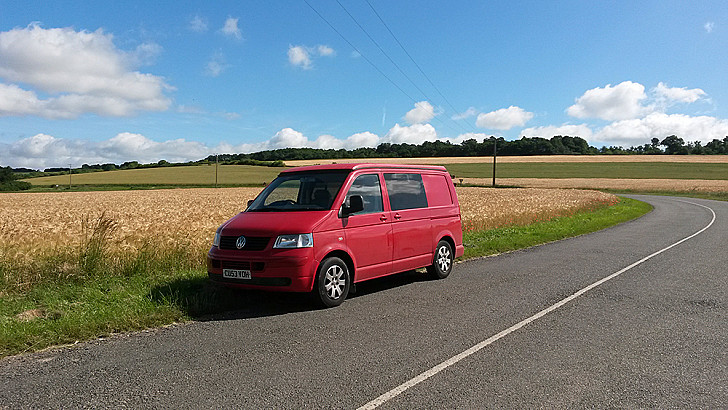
[358,199,716,410]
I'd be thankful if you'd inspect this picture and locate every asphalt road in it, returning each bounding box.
[1,195,726,408]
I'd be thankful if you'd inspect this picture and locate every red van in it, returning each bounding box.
[207,163,464,307]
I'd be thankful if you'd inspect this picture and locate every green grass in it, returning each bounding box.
[23,165,285,187]
[462,197,652,259]
[444,162,728,180]
[0,196,651,358]
[599,189,728,202]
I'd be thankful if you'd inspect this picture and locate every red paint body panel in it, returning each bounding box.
[207,163,464,293]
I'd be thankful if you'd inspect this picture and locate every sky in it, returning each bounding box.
[1,0,727,169]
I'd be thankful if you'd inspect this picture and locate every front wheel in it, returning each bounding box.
[314,257,351,308]
[427,240,454,279]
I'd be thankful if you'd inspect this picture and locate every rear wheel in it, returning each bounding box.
[427,240,453,279]
[314,257,350,308]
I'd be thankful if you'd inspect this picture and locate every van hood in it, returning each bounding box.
[219,210,332,236]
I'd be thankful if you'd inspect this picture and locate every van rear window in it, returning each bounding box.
[384,173,428,211]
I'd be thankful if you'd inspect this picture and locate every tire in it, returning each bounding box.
[427,240,454,279]
[314,257,351,308]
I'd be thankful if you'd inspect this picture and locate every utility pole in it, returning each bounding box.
[215,154,219,188]
[69,164,72,190]
[492,137,497,187]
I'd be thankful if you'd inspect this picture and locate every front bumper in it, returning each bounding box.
[206,247,316,292]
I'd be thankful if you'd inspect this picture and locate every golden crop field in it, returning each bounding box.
[0,187,616,257]
[465,178,728,193]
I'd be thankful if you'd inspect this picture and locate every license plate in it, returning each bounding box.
[222,269,251,279]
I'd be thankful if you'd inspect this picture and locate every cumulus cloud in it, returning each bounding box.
[190,15,208,33]
[288,46,312,69]
[384,123,438,144]
[520,124,594,140]
[452,107,478,120]
[567,81,649,121]
[404,101,436,125]
[476,106,533,130]
[221,17,242,39]
[653,82,706,104]
[0,133,208,169]
[0,23,171,119]
[594,112,728,146]
[205,51,229,77]
[288,44,335,69]
[704,22,715,33]
[317,45,335,56]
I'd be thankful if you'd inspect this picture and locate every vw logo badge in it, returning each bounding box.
[235,236,246,250]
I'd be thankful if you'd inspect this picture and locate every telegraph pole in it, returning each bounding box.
[69,164,72,190]
[492,137,497,187]
[215,154,219,188]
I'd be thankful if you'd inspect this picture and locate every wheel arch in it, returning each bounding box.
[320,250,356,282]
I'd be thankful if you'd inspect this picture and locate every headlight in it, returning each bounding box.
[212,231,221,247]
[273,233,313,249]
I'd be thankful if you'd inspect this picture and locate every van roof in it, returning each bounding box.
[280,163,449,174]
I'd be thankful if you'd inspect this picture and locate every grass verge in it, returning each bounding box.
[462,197,652,259]
[0,196,651,359]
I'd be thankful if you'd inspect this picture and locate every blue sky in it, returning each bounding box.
[1,0,727,169]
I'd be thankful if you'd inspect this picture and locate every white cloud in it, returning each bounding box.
[595,112,728,146]
[0,23,171,119]
[520,124,594,140]
[653,82,706,104]
[317,45,335,56]
[476,106,533,130]
[221,17,242,40]
[288,44,335,69]
[205,52,229,77]
[345,131,379,148]
[404,101,436,125]
[704,22,715,33]
[269,128,309,148]
[384,123,437,144]
[452,107,478,120]
[567,81,649,121]
[288,45,312,69]
[190,15,208,33]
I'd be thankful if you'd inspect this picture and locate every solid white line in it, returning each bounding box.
[358,199,716,410]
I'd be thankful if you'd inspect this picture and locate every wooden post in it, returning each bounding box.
[492,138,497,187]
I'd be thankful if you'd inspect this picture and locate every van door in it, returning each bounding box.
[383,173,433,272]
[341,173,393,281]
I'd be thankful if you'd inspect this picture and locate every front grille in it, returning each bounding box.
[221,260,265,271]
[219,236,269,251]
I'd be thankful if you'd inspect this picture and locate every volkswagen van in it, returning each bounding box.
[207,163,464,307]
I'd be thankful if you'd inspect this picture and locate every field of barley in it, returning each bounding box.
[0,187,617,286]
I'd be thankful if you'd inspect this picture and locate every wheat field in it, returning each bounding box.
[0,187,616,256]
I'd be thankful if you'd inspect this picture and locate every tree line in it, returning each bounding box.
[6,134,728,181]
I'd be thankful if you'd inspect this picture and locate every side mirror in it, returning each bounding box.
[247,199,254,207]
[341,195,364,216]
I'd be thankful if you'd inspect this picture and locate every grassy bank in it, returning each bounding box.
[0,197,651,358]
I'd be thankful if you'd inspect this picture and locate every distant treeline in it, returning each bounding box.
[8,135,728,179]
[203,135,728,162]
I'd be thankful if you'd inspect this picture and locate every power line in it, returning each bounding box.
[303,0,464,137]
[335,0,470,135]
[303,0,418,104]
[365,0,481,134]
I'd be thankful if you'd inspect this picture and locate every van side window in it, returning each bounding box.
[346,174,383,215]
[384,173,428,211]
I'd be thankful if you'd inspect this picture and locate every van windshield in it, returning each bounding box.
[247,171,350,212]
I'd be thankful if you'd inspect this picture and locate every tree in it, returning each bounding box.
[660,135,688,155]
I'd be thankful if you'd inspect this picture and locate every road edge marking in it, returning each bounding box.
[358,199,716,410]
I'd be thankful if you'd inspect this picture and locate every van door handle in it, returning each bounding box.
[394,213,402,220]
[380,215,388,221]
